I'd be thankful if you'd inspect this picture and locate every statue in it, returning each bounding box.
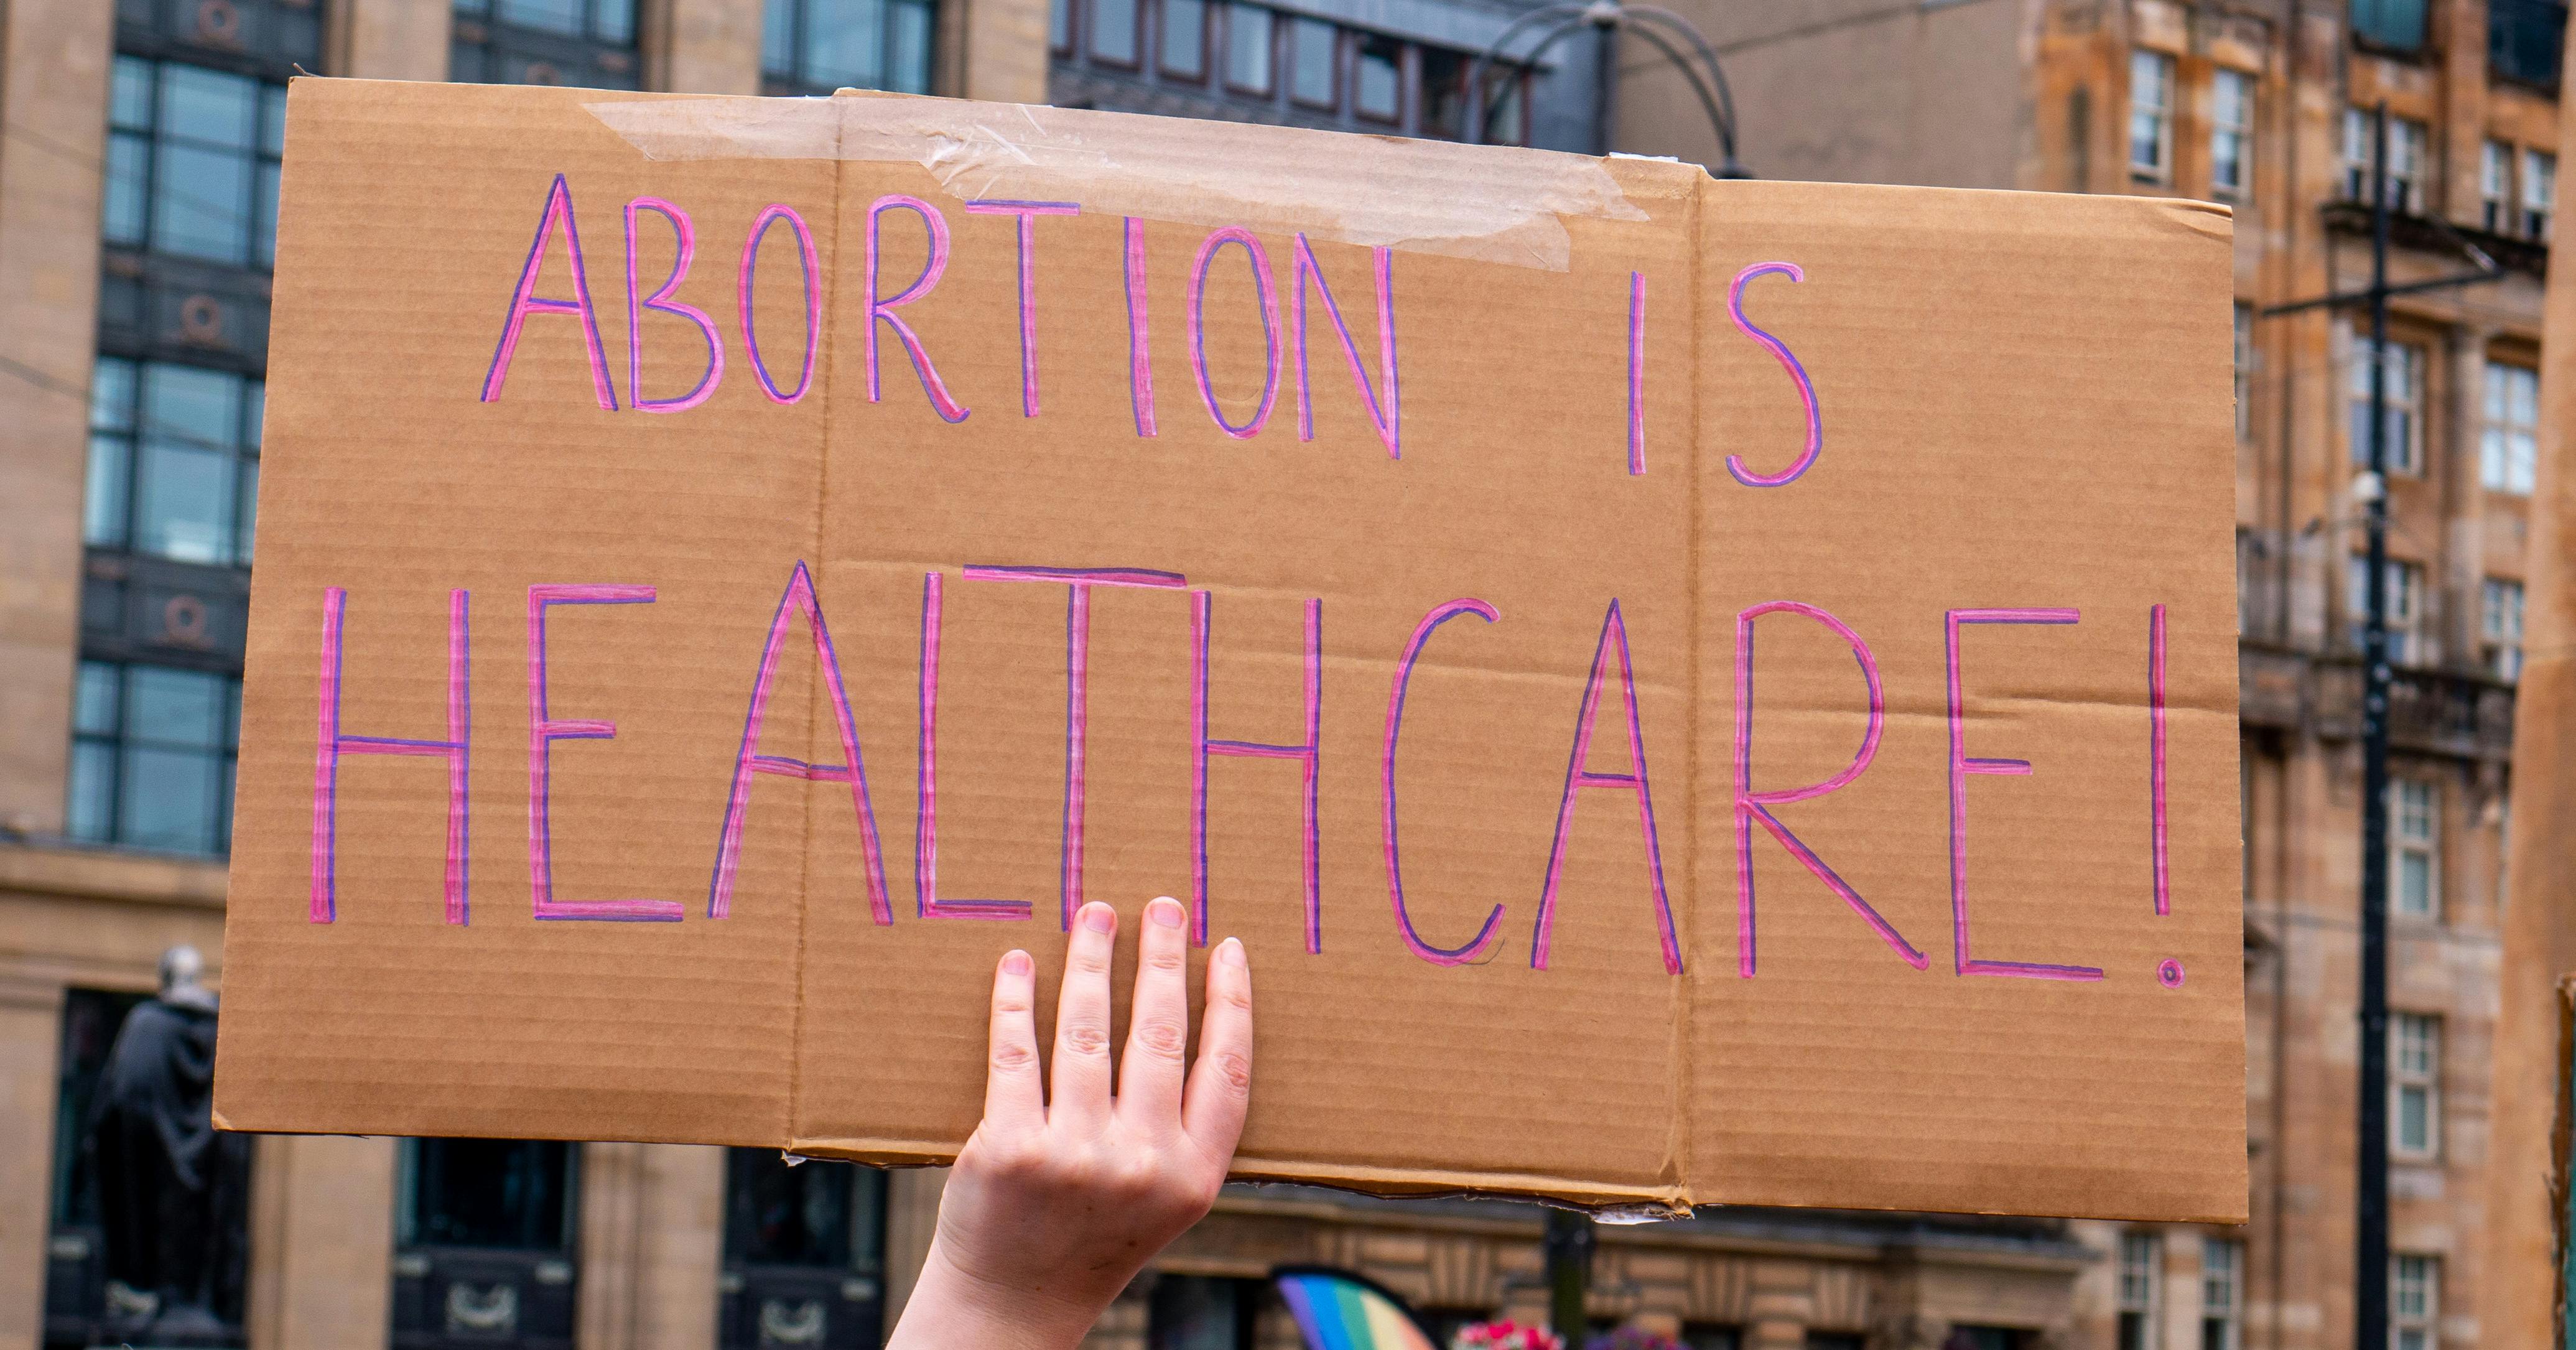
[89,946,252,1347]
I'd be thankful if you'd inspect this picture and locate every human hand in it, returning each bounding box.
[887,896,1253,1350]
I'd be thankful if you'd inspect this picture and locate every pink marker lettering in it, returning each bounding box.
[1946,607,2099,979]
[1290,234,1399,459]
[481,172,618,410]
[707,562,893,924]
[1383,598,1505,966]
[1192,591,1321,952]
[1732,601,1923,977]
[1124,217,1158,436]
[623,197,723,414]
[1627,272,1645,475]
[1187,226,1280,439]
[1723,262,1821,488]
[2150,603,2170,917]
[311,587,471,924]
[528,584,681,921]
[914,571,1030,921]
[1532,600,1681,974]
[965,200,1081,417]
[865,194,970,423]
[738,204,820,404]
[964,565,1189,928]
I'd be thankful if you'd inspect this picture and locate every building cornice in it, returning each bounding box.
[0,839,228,910]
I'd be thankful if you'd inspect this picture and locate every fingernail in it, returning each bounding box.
[1002,949,1033,976]
[1081,903,1117,934]
[1147,896,1184,929]
[1217,936,1246,967]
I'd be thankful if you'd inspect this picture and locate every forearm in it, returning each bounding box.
[888,1238,1105,1350]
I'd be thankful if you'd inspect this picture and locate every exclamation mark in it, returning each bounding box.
[2151,603,2183,989]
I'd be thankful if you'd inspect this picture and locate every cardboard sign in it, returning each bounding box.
[213,78,2246,1221]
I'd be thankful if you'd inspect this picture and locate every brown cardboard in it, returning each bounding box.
[213,77,2246,1222]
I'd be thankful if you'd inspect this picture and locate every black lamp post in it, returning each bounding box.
[1467,0,1749,179]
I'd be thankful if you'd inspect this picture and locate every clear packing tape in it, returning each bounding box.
[585,90,1652,271]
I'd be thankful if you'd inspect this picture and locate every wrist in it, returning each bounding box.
[889,1236,1110,1350]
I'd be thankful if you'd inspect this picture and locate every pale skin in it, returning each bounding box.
[886,895,1254,1350]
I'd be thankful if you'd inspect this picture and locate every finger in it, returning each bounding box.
[1049,900,1118,1129]
[982,949,1046,1134]
[1117,896,1192,1132]
[1181,936,1253,1156]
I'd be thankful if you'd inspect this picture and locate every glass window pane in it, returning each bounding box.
[889,0,931,91]
[1356,37,1398,119]
[1226,4,1270,90]
[162,65,258,149]
[103,133,149,248]
[67,740,117,842]
[1048,0,1068,49]
[450,41,486,83]
[244,381,265,451]
[497,0,584,34]
[807,0,888,86]
[152,141,253,264]
[595,0,635,43]
[1290,17,1334,105]
[1091,0,1138,63]
[766,0,797,75]
[85,434,131,547]
[136,437,236,564]
[1420,47,1464,137]
[119,743,218,852]
[2398,854,2430,913]
[261,86,288,156]
[254,160,281,269]
[91,357,136,432]
[2396,1084,2428,1150]
[235,458,259,566]
[409,1139,575,1250]
[1160,0,1205,77]
[725,1149,857,1267]
[144,363,243,450]
[111,56,154,129]
[75,663,121,736]
[128,666,226,748]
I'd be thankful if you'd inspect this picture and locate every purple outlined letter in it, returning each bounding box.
[707,562,894,924]
[1945,607,2099,979]
[1192,591,1321,952]
[1731,601,1924,977]
[1290,234,1398,459]
[964,565,1189,929]
[966,200,1081,417]
[1723,262,1821,488]
[913,571,1031,921]
[738,204,821,404]
[311,587,470,924]
[1627,272,1645,475]
[481,173,618,410]
[1532,600,1681,974]
[624,197,723,414]
[528,584,682,921]
[865,194,970,422]
[1188,226,1280,439]
[1383,598,1505,966]
[2149,603,2170,918]
[1124,217,1158,436]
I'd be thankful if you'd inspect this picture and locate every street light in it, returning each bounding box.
[1467,0,1749,179]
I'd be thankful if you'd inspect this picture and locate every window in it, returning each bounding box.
[104,57,285,271]
[1049,0,1069,49]
[2348,336,2422,473]
[1160,0,1207,78]
[2211,68,2254,197]
[2353,0,2429,51]
[2523,148,2555,240]
[2481,139,2513,229]
[2234,303,2254,442]
[2393,780,2440,917]
[2392,1012,2442,1158]
[2118,1232,2161,1350]
[1684,1326,1742,1350]
[2202,1238,2243,1350]
[2391,1254,2440,1350]
[1289,16,1337,107]
[393,1138,580,1346]
[1090,0,1141,64]
[450,0,639,89]
[763,0,936,93]
[1149,1275,1260,1349]
[67,659,241,854]
[2343,108,2429,210]
[85,357,263,567]
[401,1138,578,1248]
[2483,360,2538,494]
[1355,34,1400,121]
[2129,50,2174,182]
[2348,556,2424,664]
[720,1151,887,1350]
[1222,2,1272,91]
[2491,0,2568,86]
[2485,578,2526,680]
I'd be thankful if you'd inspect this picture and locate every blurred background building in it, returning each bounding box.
[0,0,2555,1346]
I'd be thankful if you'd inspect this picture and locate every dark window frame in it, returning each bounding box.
[68,658,243,855]
[761,0,937,94]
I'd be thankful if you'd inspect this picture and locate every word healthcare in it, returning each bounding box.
[216,78,2249,1226]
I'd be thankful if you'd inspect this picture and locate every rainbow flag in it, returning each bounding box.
[1275,1267,1443,1350]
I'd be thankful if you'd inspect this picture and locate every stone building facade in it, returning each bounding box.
[1619,0,2565,1347]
